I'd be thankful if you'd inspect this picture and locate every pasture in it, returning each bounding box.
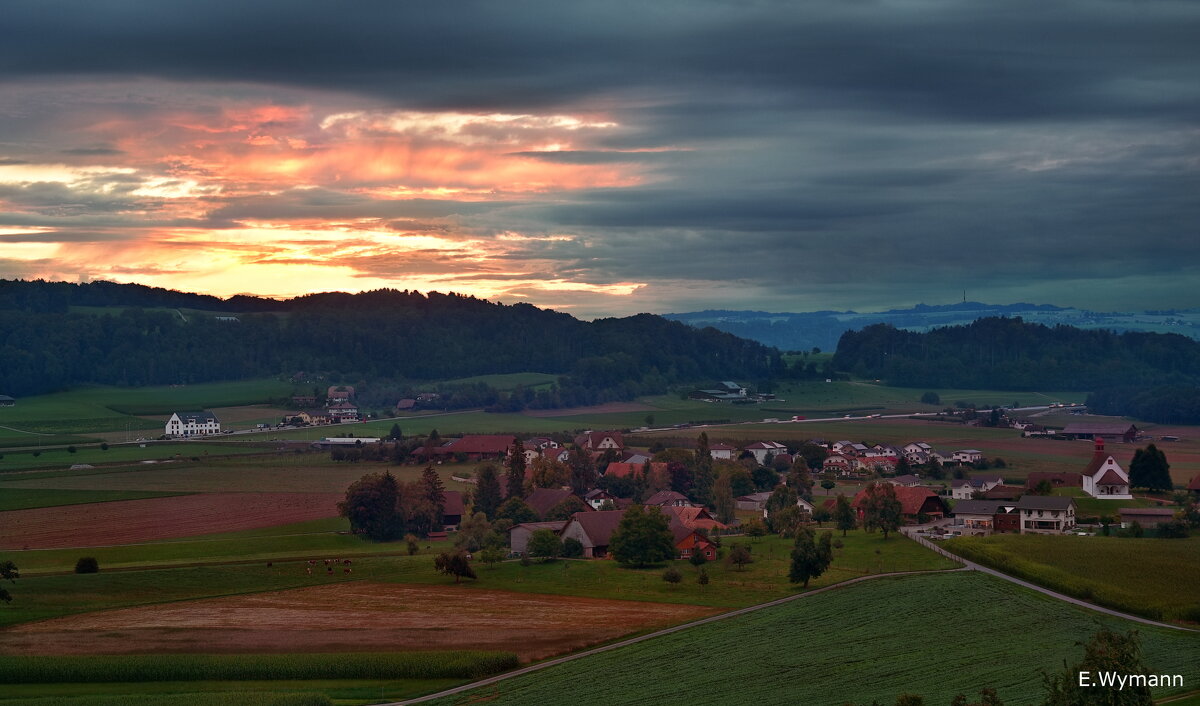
[422,571,1200,706]
[943,534,1200,623]
[0,441,270,473]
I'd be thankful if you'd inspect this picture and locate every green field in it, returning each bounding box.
[423,571,1200,706]
[944,534,1200,623]
[0,441,271,473]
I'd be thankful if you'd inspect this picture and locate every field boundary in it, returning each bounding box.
[390,566,969,705]
[903,529,1199,633]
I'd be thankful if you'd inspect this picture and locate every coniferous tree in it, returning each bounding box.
[834,493,857,536]
[473,462,503,520]
[506,439,527,498]
[713,472,736,524]
[568,449,597,495]
[693,432,715,506]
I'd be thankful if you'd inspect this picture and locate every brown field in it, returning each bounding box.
[522,401,655,418]
[0,582,717,661]
[0,492,342,549]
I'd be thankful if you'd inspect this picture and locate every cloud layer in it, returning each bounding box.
[0,1,1197,316]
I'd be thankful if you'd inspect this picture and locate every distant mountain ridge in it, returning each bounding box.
[666,302,1200,351]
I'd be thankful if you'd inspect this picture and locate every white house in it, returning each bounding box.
[165,411,221,437]
[744,441,788,464]
[951,449,984,465]
[1014,496,1076,534]
[709,443,737,461]
[951,475,1005,500]
[1080,439,1133,499]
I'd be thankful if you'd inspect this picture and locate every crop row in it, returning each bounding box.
[1,693,331,706]
[0,651,520,684]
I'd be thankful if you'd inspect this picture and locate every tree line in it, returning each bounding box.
[0,280,778,402]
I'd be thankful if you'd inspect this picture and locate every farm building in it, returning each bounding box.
[311,437,381,448]
[1189,475,1200,496]
[583,488,616,510]
[1062,422,1138,443]
[424,434,516,461]
[559,510,625,558]
[442,491,465,530]
[1025,472,1082,490]
[574,430,624,451]
[883,474,923,487]
[525,488,577,518]
[735,492,814,519]
[1117,507,1176,529]
[982,485,1024,501]
[950,500,1013,533]
[664,505,729,533]
[603,461,667,480]
[1014,496,1076,534]
[1079,439,1132,499]
[0,394,16,406]
[164,411,220,437]
[951,475,1005,500]
[644,490,693,508]
[853,486,949,524]
[509,521,568,556]
[327,402,359,422]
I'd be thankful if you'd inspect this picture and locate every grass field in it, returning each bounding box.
[422,571,1200,706]
[0,441,271,473]
[943,534,1200,623]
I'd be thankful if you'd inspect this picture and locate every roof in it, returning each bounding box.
[736,492,773,503]
[604,461,667,479]
[1188,475,1200,491]
[525,488,574,517]
[665,505,727,532]
[511,520,569,534]
[710,443,737,451]
[575,430,624,448]
[853,485,948,516]
[446,434,516,455]
[584,489,614,500]
[0,395,14,402]
[952,500,1004,516]
[982,485,1024,500]
[1117,507,1175,517]
[395,399,416,409]
[745,441,787,451]
[1063,423,1136,435]
[889,474,922,485]
[567,509,626,545]
[1014,496,1076,511]
[1095,469,1128,486]
[172,411,218,423]
[443,490,465,517]
[644,490,690,506]
[1026,472,1082,488]
[956,449,982,455]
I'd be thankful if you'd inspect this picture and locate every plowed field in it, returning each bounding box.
[0,492,342,549]
[0,582,717,661]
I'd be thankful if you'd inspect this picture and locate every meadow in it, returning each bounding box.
[422,571,1200,706]
[0,441,271,473]
[943,533,1200,623]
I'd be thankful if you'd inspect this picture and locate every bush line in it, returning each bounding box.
[0,651,520,684]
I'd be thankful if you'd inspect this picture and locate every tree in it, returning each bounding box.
[668,461,693,495]
[568,449,597,496]
[689,550,707,568]
[834,494,857,536]
[752,466,779,492]
[388,423,403,440]
[479,546,506,568]
[1041,628,1152,705]
[562,537,584,558]
[788,460,814,501]
[454,512,494,552]
[526,529,563,561]
[339,471,400,541]
[506,439,527,498]
[662,567,682,587]
[766,485,800,535]
[420,464,446,530]
[798,442,828,471]
[728,466,755,497]
[529,455,570,489]
[433,551,477,583]
[860,482,903,539]
[693,432,715,506]
[1157,517,1190,538]
[0,560,18,603]
[820,471,836,492]
[496,497,538,525]
[473,462,503,520]
[609,506,676,567]
[788,527,832,588]
[697,566,709,587]
[713,472,736,524]
[950,688,1005,706]
[404,533,420,555]
[921,391,941,405]
[543,495,590,521]
[74,557,99,574]
[742,517,768,537]
[727,544,753,571]
[1129,444,1172,492]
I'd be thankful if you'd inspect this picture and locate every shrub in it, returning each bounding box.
[561,537,584,558]
[100,443,109,451]
[74,557,99,574]
[67,445,77,454]
[662,567,682,586]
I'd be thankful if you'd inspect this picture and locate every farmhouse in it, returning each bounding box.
[664,505,729,533]
[327,385,355,402]
[951,449,983,465]
[559,510,625,558]
[1062,422,1138,443]
[884,474,923,487]
[583,488,616,510]
[603,461,667,479]
[0,395,14,407]
[644,490,693,508]
[1080,439,1132,499]
[689,381,748,402]
[1014,496,1076,534]
[442,490,465,530]
[672,526,718,561]
[1188,475,1200,497]
[709,443,736,460]
[950,500,1011,533]
[574,430,624,451]
[735,491,814,518]
[425,434,516,461]
[951,475,1005,500]
[853,486,949,523]
[744,441,788,464]
[525,488,577,518]
[165,411,221,437]
[509,521,568,556]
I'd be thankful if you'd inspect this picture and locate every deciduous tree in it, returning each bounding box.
[609,506,676,567]
[835,494,857,536]
[526,529,563,561]
[788,527,832,588]
[1129,444,1172,492]
[543,494,590,521]
[713,472,736,525]
[496,497,538,525]
[0,560,18,603]
[338,471,400,541]
[433,551,477,584]
[1041,628,1151,705]
[861,482,902,539]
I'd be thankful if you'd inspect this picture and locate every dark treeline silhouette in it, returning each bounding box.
[833,318,1200,421]
[0,280,778,404]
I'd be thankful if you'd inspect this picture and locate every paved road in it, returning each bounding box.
[388,567,970,706]
[902,527,1198,633]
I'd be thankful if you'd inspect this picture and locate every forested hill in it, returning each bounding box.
[0,280,780,400]
[833,317,1200,391]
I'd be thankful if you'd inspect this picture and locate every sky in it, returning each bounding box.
[0,0,1197,319]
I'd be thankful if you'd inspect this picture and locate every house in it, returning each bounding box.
[0,395,14,407]
[1117,507,1176,529]
[1062,423,1138,443]
[326,385,355,402]
[735,491,814,518]
[327,402,359,422]
[951,450,983,465]
[425,434,516,461]
[603,461,667,479]
[717,381,747,396]
[853,485,949,523]
[165,411,220,437]
[394,398,416,412]
[559,510,626,558]
[664,505,729,533]
[1080,439,1132,499]
[982,484,1024,501]
[1025,472,1083,490]
[526,437,559,449]
[884,474,923,487]
[525,488,576,518]
[574,431,624,452]
[709,443,737,460]
[583,488,616,510]
[622,452,653,465]
[542,447,570,463]
[1188,475,1200,497]
[442,491,465,531]
[672,526,718,561]
[644,490,693,508]
[950,475,1005,500]
[902,442,933,461]
[509,521,568,556]
[951,499,1004,532]
[744,441,788,465]
[823,454,853,473]
[1014,496,1076,534]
